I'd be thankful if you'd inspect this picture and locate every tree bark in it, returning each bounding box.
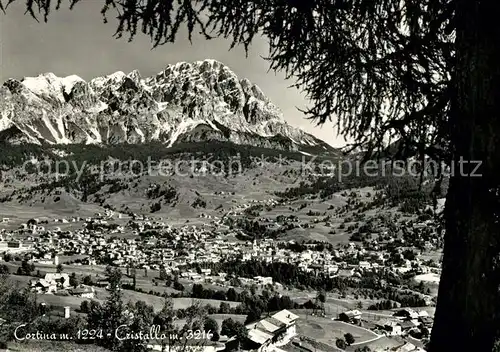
[429,0,500,351]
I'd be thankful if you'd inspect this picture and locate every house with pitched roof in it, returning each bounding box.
[376,319,403,336]
[30,273,70,294]
[245,309,299,352]
[338,310,362,323]
[393,308,420,320]
[30,278,57,294]
[69,285,95,299]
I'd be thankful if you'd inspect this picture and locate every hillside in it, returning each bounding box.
[0,139,446,247]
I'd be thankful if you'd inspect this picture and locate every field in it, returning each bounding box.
[294,312,379,346]
[4,260,187,295]
[207,314,247,325]
[0,203,103,231]
[286,289,374,314]
[0,159,306,224]
[345,336,405,351]
[34,287,241,312]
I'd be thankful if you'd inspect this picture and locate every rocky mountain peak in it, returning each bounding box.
[0,60,335,154]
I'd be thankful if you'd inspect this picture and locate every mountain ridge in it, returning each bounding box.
[0,59,337,155]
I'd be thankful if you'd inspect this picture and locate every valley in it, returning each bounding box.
[0,141,444,352]
[0,60,444,352]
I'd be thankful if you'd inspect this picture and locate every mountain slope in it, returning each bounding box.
[0,59,336,154]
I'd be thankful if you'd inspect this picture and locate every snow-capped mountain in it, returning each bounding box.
[0,59,335,153]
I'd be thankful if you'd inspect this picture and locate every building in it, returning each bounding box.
[376,320,403,336]
[338,310,362,324]
[44,273,70,288]
[254,276,273,285]
[246,309,299,352]
[64,306,71,319]
[30,279,57,294]
[393,308,419,320]
[31,273,71,293]
[399,320,420,332]
[418,316,434,328]
[69,285,95,299]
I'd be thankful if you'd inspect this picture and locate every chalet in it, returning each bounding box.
[246,309,299,352]
[44,273,70,289]
[254,276,273,285]
[399,320,420,332]
[338,310,362,323]
[376,320,403,336]
[30,279,57,294]
[272,309,299,339]
[69,285,95,299]
[246,325,275,352]
[393,308,419,320]
[418,316,434,328]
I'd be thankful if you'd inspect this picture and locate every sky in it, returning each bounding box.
[0,1,346,147]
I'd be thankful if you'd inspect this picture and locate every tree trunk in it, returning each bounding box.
[429,0,500,351]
